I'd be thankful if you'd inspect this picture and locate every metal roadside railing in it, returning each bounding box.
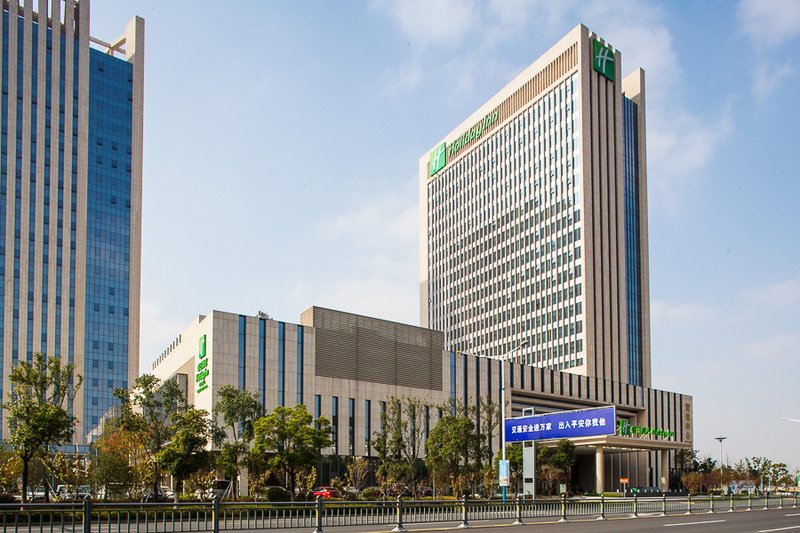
[0,492,795,533]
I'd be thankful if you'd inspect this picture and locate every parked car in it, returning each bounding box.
[27,485,47,502]
[143,485,170,502]
[418,486,434,497]
[195,479,231,500]
[312,486,340,498]
[384,483,412,497]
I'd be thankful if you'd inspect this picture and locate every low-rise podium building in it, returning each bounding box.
[151,306,691,494]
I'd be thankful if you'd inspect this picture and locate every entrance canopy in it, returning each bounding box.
[537,435,691,493]
[539,434,691,452]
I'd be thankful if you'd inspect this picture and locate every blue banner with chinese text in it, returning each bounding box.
[505,406,616,442]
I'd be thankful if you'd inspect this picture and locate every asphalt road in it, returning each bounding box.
[258,508,800,533]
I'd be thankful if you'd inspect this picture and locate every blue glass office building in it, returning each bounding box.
[0,1,143,443]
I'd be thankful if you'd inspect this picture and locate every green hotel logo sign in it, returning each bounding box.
[196,334,209,394]
[447,110,499,159]
[593,39,615,81]
[618,420,674,439]
[427,110,500,177]
[429,142,446,176]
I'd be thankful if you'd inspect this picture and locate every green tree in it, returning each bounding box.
[477,397,502,466]
[767,462,790,490]
[372,397,408,494]
[2,353,82,502]
[371,396,432,496]
[537,439,576,493]
[470,396,501,494]
[160,408,212,499]
[400,397,428,496]
[252,404,332,499]
[211,385,262,499]
[681,472,703,495]
[425,415,480,496]
[345,456,371,493]
[188,469,216,500]
[696,457,717,474]
[113,374,185,500]
[46,452,89,500]
[0,447,22,495]
[676,449,700,472]
[745,456,772,493]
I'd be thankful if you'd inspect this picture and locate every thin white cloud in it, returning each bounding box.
[753,61,797,99]
[744,332,799,360]
[308,182,420,324]
[371,0,477,47]
[650,300,716,323]
[320,184,417,251]
[647,100,734,209]
[311,277,420,325]
[380,59,424,94]
[738,0,800,47]
[738,0,800,98]
[744,278,800,307]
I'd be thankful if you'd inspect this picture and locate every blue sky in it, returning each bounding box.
[90,1,799,470]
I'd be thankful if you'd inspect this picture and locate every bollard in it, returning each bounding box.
[779,494,784,510]
[213,495,221,533]
[391,496,406,532]
[311,495,323,533]
[633,493,639,518]
[513,494,523,526]
[597,494,606,521]
[458,495,471,529]
[83,495,92,533]
[685,493,692,515]
[708,493,715,514]
[558,493,567,523]
[728,492,735,513]
[794,492,798,509]
[763,492,769,511]
[747,491,752,511]
[660,493,667,517]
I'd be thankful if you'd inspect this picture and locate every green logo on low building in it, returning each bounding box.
[593,39,615,81]
[429,142,446,176]
[196,334,209,394]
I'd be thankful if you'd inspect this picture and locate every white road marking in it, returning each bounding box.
[664,519,726,527]
[757,526,800,533]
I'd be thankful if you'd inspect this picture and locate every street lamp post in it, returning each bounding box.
[496,340,529,503]
[715,436,727,493]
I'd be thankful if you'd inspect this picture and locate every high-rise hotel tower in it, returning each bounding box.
[0,1,143,442]
[420,24,650,388]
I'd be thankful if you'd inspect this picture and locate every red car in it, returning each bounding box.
[312,486,340,498]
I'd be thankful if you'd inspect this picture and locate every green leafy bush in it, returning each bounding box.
[360,487,383,500]
[265,487,290,502]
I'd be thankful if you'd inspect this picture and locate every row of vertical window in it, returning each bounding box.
[428,75,584,365]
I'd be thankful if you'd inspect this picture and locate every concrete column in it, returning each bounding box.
[596,445,605,494]
[660,450,669,492]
